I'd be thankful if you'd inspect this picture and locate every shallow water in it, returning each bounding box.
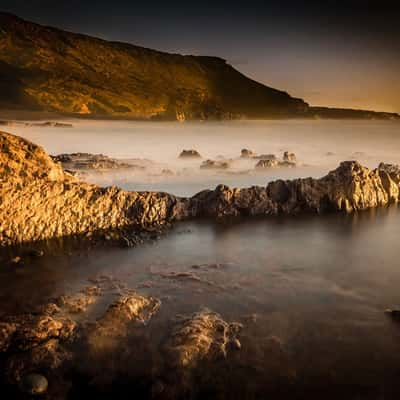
[2,208,400,398]
[2,119,400,398]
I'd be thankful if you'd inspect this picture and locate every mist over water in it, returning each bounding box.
[6,119,400,196]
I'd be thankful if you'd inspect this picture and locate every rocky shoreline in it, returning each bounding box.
[1,130,400,246]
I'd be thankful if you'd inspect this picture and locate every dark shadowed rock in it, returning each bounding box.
[179,149,202,159]
[283,151,297,163]
[240,149,255,158]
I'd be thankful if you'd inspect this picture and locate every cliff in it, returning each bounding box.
[0,12,308,120]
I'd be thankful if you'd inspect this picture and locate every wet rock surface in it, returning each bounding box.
[0,284,162,396]
[162,309,242,368]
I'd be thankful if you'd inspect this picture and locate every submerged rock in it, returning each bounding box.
[163,309,242,369]
[19,373,48,395]
[179,149,202,159]
[87,294,160,352]
[155,309,243,397]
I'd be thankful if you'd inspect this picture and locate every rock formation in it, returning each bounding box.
[154,310,242,397]
[0,131,186,245]
[200,159,230,170]
[178,149,202,159]
[51,153,141,171]
[1,131,400,246]
[190,161,400,217]
[240,148,255,158]
[283,151,296,163]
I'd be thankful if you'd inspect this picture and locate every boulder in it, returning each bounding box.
[240,148,255,158]
[163,310,242,369]
[179,149,201,159]
[0,131,185,246]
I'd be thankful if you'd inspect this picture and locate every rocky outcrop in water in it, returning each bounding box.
[179,149,202,159]
[190,161,400,217]
[51,152,142,171]
[0,131,186,245]
[1,131,400,246]
[200,159,230,170]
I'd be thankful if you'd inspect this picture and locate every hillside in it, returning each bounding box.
[0,12,309,120]
[0,13,398,121]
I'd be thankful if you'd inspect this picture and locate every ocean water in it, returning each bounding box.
[2,119,400,398]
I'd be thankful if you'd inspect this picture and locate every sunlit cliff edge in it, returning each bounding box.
[0,12,398,121]
[1,130,400,246]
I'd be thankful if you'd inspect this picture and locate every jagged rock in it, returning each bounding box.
[10,314,76,351]
[0,131,186,245]
[155,309,243,397]
[253,153,277,160]
[87,294,160,352]
[255,159,280,169]
[179,149,202,159]
[190,161,400,218]
[52,152,140,171]
[56,288,101,314]
[163,310,242,369]
[1,309,76,383]
[240,148,255,158]
[200,159,230,170]
[2,131,400,246]
[283,151,297,163]
[0,322,17,352]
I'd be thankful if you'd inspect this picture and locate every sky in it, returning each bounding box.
[2,0,400,113]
